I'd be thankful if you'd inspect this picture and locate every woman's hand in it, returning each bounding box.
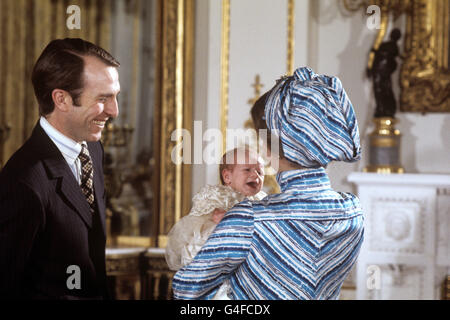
[211,208,226,224]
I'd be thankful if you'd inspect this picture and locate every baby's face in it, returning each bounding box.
[222,154,265,197]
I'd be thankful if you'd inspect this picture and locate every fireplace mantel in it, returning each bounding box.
[348,172,450,300]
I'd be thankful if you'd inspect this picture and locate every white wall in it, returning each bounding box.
[192,0,450,197]
[192,0,222,195]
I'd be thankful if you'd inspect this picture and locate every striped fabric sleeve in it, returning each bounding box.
[172,201,255,300]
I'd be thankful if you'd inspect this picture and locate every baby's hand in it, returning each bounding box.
[211,208,226,224]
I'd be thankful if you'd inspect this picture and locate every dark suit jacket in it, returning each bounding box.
[0,122,109,299]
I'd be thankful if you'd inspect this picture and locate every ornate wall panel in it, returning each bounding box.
[155,0,194,247]
[369,198,427,255]
[400,0,450,112]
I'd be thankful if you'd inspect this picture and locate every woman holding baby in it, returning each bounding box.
[171,67,364,300]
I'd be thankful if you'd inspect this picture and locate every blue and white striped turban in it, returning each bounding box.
[265,67,361,168]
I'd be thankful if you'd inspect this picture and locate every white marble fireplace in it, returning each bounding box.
[348,172,450,300]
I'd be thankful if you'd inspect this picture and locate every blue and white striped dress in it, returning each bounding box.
[172,167,364,300]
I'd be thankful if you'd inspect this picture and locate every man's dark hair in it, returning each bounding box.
[31,38,120,116]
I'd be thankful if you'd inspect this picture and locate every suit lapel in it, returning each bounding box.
[31,123,93,229]
[45,157,94,228]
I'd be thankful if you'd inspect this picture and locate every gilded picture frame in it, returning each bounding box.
[153,0,194,248]
[400,0,450,112]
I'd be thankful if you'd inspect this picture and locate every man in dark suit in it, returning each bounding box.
[0,38,120,299]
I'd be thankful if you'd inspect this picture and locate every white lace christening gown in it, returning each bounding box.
[165,184,266,300]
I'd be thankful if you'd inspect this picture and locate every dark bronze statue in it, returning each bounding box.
[367,28,402,118]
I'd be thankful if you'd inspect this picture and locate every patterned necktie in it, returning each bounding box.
[78,144,95,213]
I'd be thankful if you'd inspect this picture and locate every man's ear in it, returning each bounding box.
[51,89,72,112]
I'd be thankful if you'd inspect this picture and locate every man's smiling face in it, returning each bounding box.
[64,55,120,142]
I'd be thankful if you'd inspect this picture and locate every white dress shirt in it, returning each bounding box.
[40,116,85,185]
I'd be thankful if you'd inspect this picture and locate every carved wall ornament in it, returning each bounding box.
[400,0,450,112]
[370,197,426,254]
[344,0,450,112]
[385,211,411,241]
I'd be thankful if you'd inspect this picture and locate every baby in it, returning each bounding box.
[165,147,266,298]
[210,147,267,224]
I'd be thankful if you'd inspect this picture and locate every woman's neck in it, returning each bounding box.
[277,157,305,172]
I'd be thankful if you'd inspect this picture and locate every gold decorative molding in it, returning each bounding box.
[287,0,295,75]
[244,75,264,131]
[365,117,404,173]
[344,0,450,112]
[220,0,231,153]
[364,164,405,173]
[246,75,264,107]
[400,0,450,112]
[182,0,195,230]
[109,235,154,248]
[155,0,194,247]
